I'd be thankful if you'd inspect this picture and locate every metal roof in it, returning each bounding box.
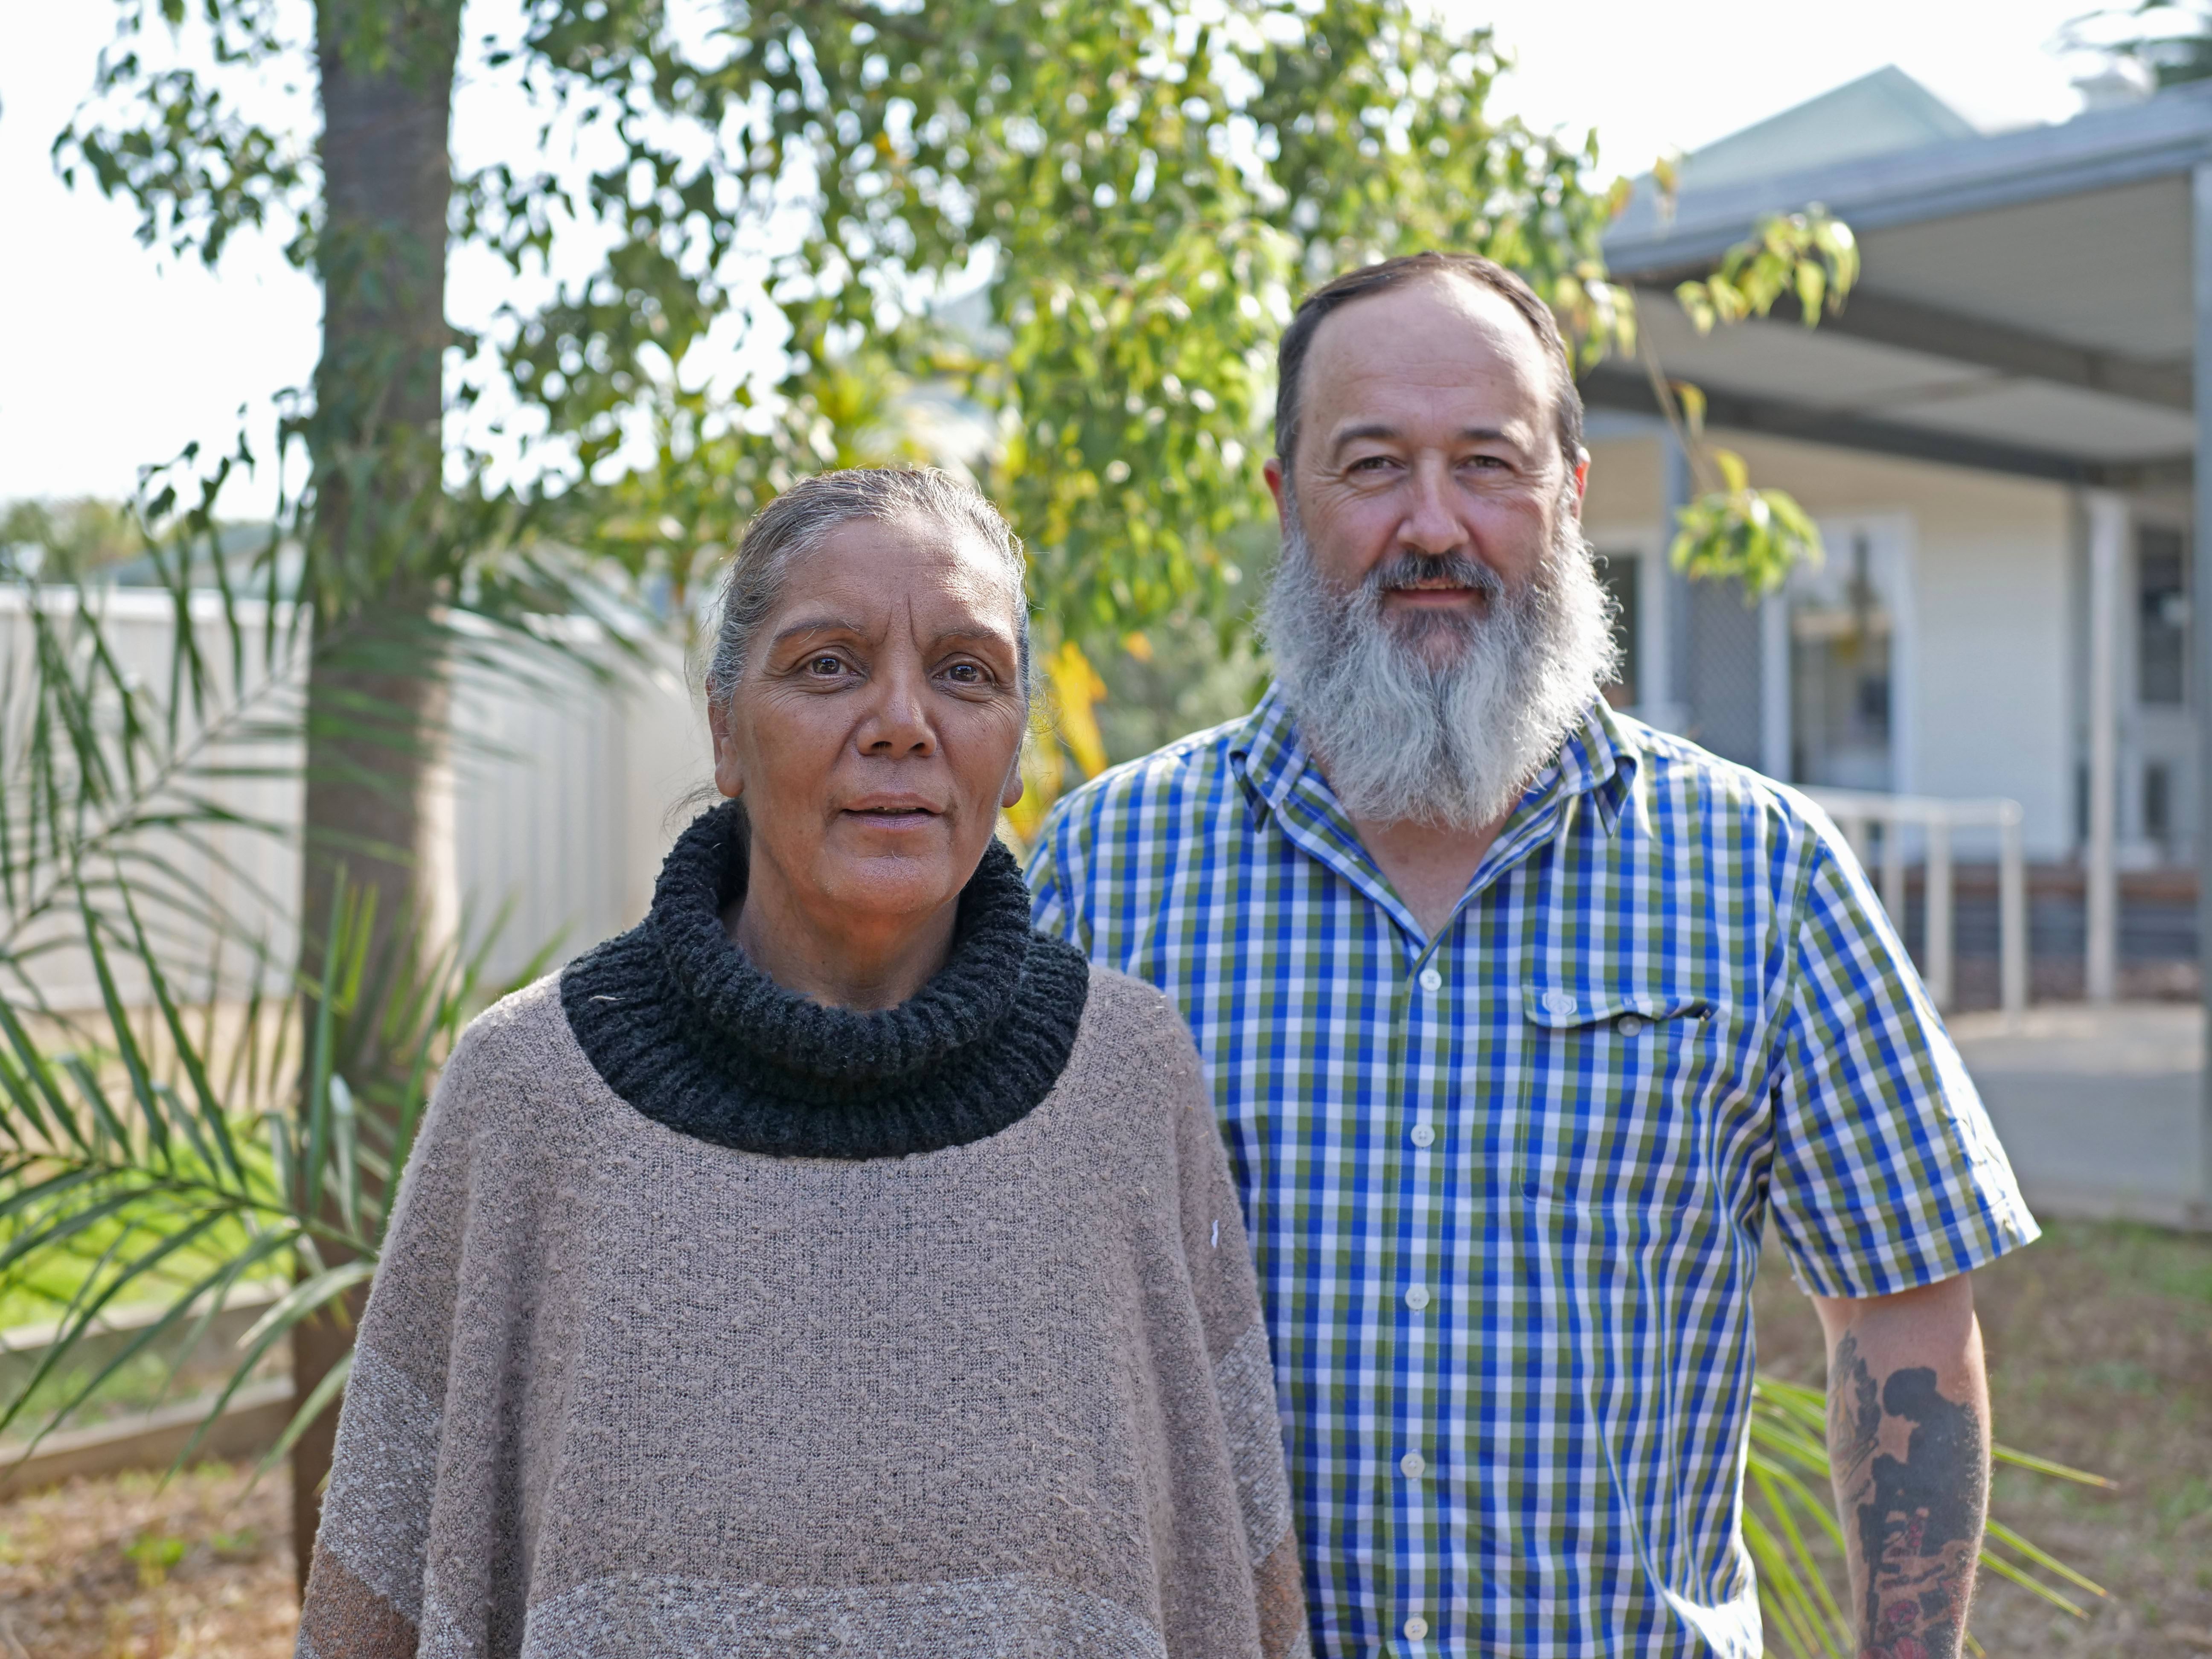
[1673,67,1977,194]
[1588,82,2212,486]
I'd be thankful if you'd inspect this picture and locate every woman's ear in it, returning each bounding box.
[707,690,745,800]
[1000,758,1026,812]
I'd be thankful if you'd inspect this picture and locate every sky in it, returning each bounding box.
[0,0,2125,516]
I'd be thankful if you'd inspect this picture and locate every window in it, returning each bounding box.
[2146,761,2173,848]
[1596,550,1641,709]
[2138,525,2189,707]
[1790,533,1893,791]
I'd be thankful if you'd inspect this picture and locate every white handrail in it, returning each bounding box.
[1802,789,2028,1019]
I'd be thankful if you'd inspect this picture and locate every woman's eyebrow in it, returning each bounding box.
[931,625,1016,650]
[770,615,872,648]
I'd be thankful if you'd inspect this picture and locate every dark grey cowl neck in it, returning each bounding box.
[560,799,1091,1160]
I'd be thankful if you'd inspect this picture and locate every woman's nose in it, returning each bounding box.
[857,662,936,755]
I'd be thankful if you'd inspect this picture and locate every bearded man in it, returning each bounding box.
[1025,253,2036,1659]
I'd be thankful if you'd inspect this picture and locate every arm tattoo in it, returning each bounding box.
[1827,1333,1988,1659]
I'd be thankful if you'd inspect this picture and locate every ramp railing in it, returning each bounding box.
[1802,789,2028,1019]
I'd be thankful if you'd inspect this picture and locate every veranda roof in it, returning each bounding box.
[1588,81,2212,489]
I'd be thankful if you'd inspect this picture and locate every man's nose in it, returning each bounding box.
[1398,462,1466,556]
[857,659,936,755]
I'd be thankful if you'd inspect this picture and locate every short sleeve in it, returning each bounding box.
[1765,824,2040,1299]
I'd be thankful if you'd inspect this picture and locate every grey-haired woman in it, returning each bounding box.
[295,467,1307,1659]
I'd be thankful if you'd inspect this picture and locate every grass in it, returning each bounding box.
[0,1237,259,1336]
[1755,1219,2212,1657]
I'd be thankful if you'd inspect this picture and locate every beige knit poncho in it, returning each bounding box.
[297,810,1305,1659]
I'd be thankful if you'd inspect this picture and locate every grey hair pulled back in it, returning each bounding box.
[704,467,1034,709]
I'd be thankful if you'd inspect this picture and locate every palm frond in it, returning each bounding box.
[0,868,524,1476]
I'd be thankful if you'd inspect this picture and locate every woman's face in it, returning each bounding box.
[709,513,1028,926]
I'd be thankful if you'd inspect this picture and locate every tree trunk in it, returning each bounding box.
[291,0,460,1591]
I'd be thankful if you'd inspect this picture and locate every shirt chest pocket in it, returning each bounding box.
[1514,983,1723,1219]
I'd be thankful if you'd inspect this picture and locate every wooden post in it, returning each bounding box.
[2085,489,2125,1005]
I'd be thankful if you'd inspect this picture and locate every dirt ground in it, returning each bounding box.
[0,1463,295,1658]
[1,1219,2206,1657]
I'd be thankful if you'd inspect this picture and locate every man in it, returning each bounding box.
[1026,252,2036,1658]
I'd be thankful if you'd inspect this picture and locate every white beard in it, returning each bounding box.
[1259,499,1619,831]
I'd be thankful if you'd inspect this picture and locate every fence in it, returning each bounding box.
[1,586,709,1009]
[1804,787,2028,1018]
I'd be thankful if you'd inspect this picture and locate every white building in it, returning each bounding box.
[1574,67,2212,1224]
[1580,67,2203,878]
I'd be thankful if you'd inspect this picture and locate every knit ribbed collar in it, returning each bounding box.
[560,800,1090,1159]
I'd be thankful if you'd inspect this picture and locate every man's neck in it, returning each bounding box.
[1346,809,1512,942]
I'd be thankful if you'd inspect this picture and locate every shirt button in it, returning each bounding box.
[1410,1123,1435,1148]
[1418,967,1443,992]
[1541,989,1576,1017]
[1403,1615,1429,1641]
[1400,1451,1425,1477]
[1404,1286,1430,1310]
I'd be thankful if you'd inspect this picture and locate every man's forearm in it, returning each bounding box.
[1814,1278,1991,1659]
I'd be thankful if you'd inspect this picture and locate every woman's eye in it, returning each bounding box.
[944,662,985,684]
[806,654,845,676]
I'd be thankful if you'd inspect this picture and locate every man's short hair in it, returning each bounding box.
[1273,252,1585,477]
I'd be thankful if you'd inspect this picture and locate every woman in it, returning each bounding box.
[296,467,1306,1659]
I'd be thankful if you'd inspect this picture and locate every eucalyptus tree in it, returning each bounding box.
[2075,0,2212,85]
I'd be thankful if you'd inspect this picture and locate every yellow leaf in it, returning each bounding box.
[1674,380,1708,435]
[1048,638,1111,779]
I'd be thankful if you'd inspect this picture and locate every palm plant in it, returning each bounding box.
[0,455,608,1467]
[0,872,534,1476]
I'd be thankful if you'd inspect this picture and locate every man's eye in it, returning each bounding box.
[1351,455,1395,472]
[944,662,985,684]
[806,654,845,676]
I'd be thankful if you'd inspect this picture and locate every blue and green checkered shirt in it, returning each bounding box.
[1026,686,2036,1659]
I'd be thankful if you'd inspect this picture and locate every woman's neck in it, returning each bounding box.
[726,858,958,1011]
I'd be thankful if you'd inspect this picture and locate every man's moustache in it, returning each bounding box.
[1367,555,1504,596]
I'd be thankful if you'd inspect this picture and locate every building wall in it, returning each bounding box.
[1582,428,2078,860]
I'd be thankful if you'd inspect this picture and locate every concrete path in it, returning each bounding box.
[1948,1002,2209,1229]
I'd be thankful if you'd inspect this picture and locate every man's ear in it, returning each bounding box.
[1000,760,1026,812]
[1263,457,1290,531]
[1568,448,1591,518]
[707,690,745,800]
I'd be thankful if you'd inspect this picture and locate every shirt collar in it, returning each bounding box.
[1533,694,1640,838]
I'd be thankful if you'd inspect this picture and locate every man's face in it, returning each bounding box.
[1264,273,1589,662]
